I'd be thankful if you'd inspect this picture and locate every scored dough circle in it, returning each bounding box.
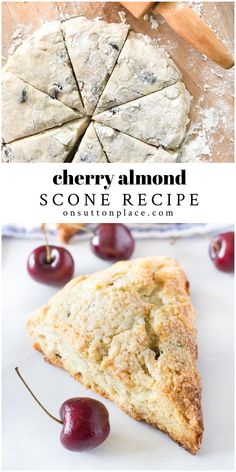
[2,17,191,163]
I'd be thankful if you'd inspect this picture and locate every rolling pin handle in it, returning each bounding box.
[154,2,234,69]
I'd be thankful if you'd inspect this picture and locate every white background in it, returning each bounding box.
[1,0,235,468]
[2,233,234,470]
[0,163,235,223]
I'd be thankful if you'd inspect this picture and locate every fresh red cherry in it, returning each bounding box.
[90,223,135,261]
[15,368,110,452]
[209,231,234,273]
[60,398,110,451]
[27,245,74,286]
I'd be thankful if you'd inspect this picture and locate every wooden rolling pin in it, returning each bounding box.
[120,2,234,68]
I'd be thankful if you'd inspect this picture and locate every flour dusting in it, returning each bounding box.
[149,15,159,30]
[152,1,234,162]
[188,1,203,17]
[8,24,32,55]
[181,107,221,162]
[118,11,127,24]
[143,13,163,30]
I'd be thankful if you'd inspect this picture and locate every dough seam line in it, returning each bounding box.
[63,117,95,162]
[93,123,111,164]
[3,17,190,162]
[64,129,90,163]
[60,21,86,113]
[4,79,184,154]
[91,22,131,117]
[5,19,180,121]
[2,117,88,146]
[94,78,181,117]
[4,67,86,116]
[92,119,182,154]
[93,76,182,118]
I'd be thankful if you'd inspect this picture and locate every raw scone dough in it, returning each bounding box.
[2,72,82,143]
[94,82,190,149]
[2,118,89,163]
[73,123,107,163]
[5,21,84,113]
[62,16,129,115]
[3,16,191,161]
[95,31,181,114]
[94,123,179,162]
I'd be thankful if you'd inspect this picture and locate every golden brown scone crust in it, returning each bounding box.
[26,257,203,454]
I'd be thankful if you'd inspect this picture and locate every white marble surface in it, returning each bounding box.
[2,234,234,470]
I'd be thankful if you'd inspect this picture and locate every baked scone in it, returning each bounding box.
[26,257,203,454]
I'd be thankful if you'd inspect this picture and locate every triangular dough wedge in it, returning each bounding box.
[73,122,107,162]
[26,257,203,454]
[95,31,181,114]
[62,17,129,115]
[5,21,84,113]
[94,82,190,149]
[2,72,82,143]
[2,118,89,163]
[94,123,179,162]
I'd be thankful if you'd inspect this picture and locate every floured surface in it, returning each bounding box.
[2,1,234,162]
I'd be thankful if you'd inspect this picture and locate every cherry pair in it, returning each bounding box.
[27,223,135,286]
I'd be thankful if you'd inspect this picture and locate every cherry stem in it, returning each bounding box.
[15,367,63,425]
[42,224,52,263]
